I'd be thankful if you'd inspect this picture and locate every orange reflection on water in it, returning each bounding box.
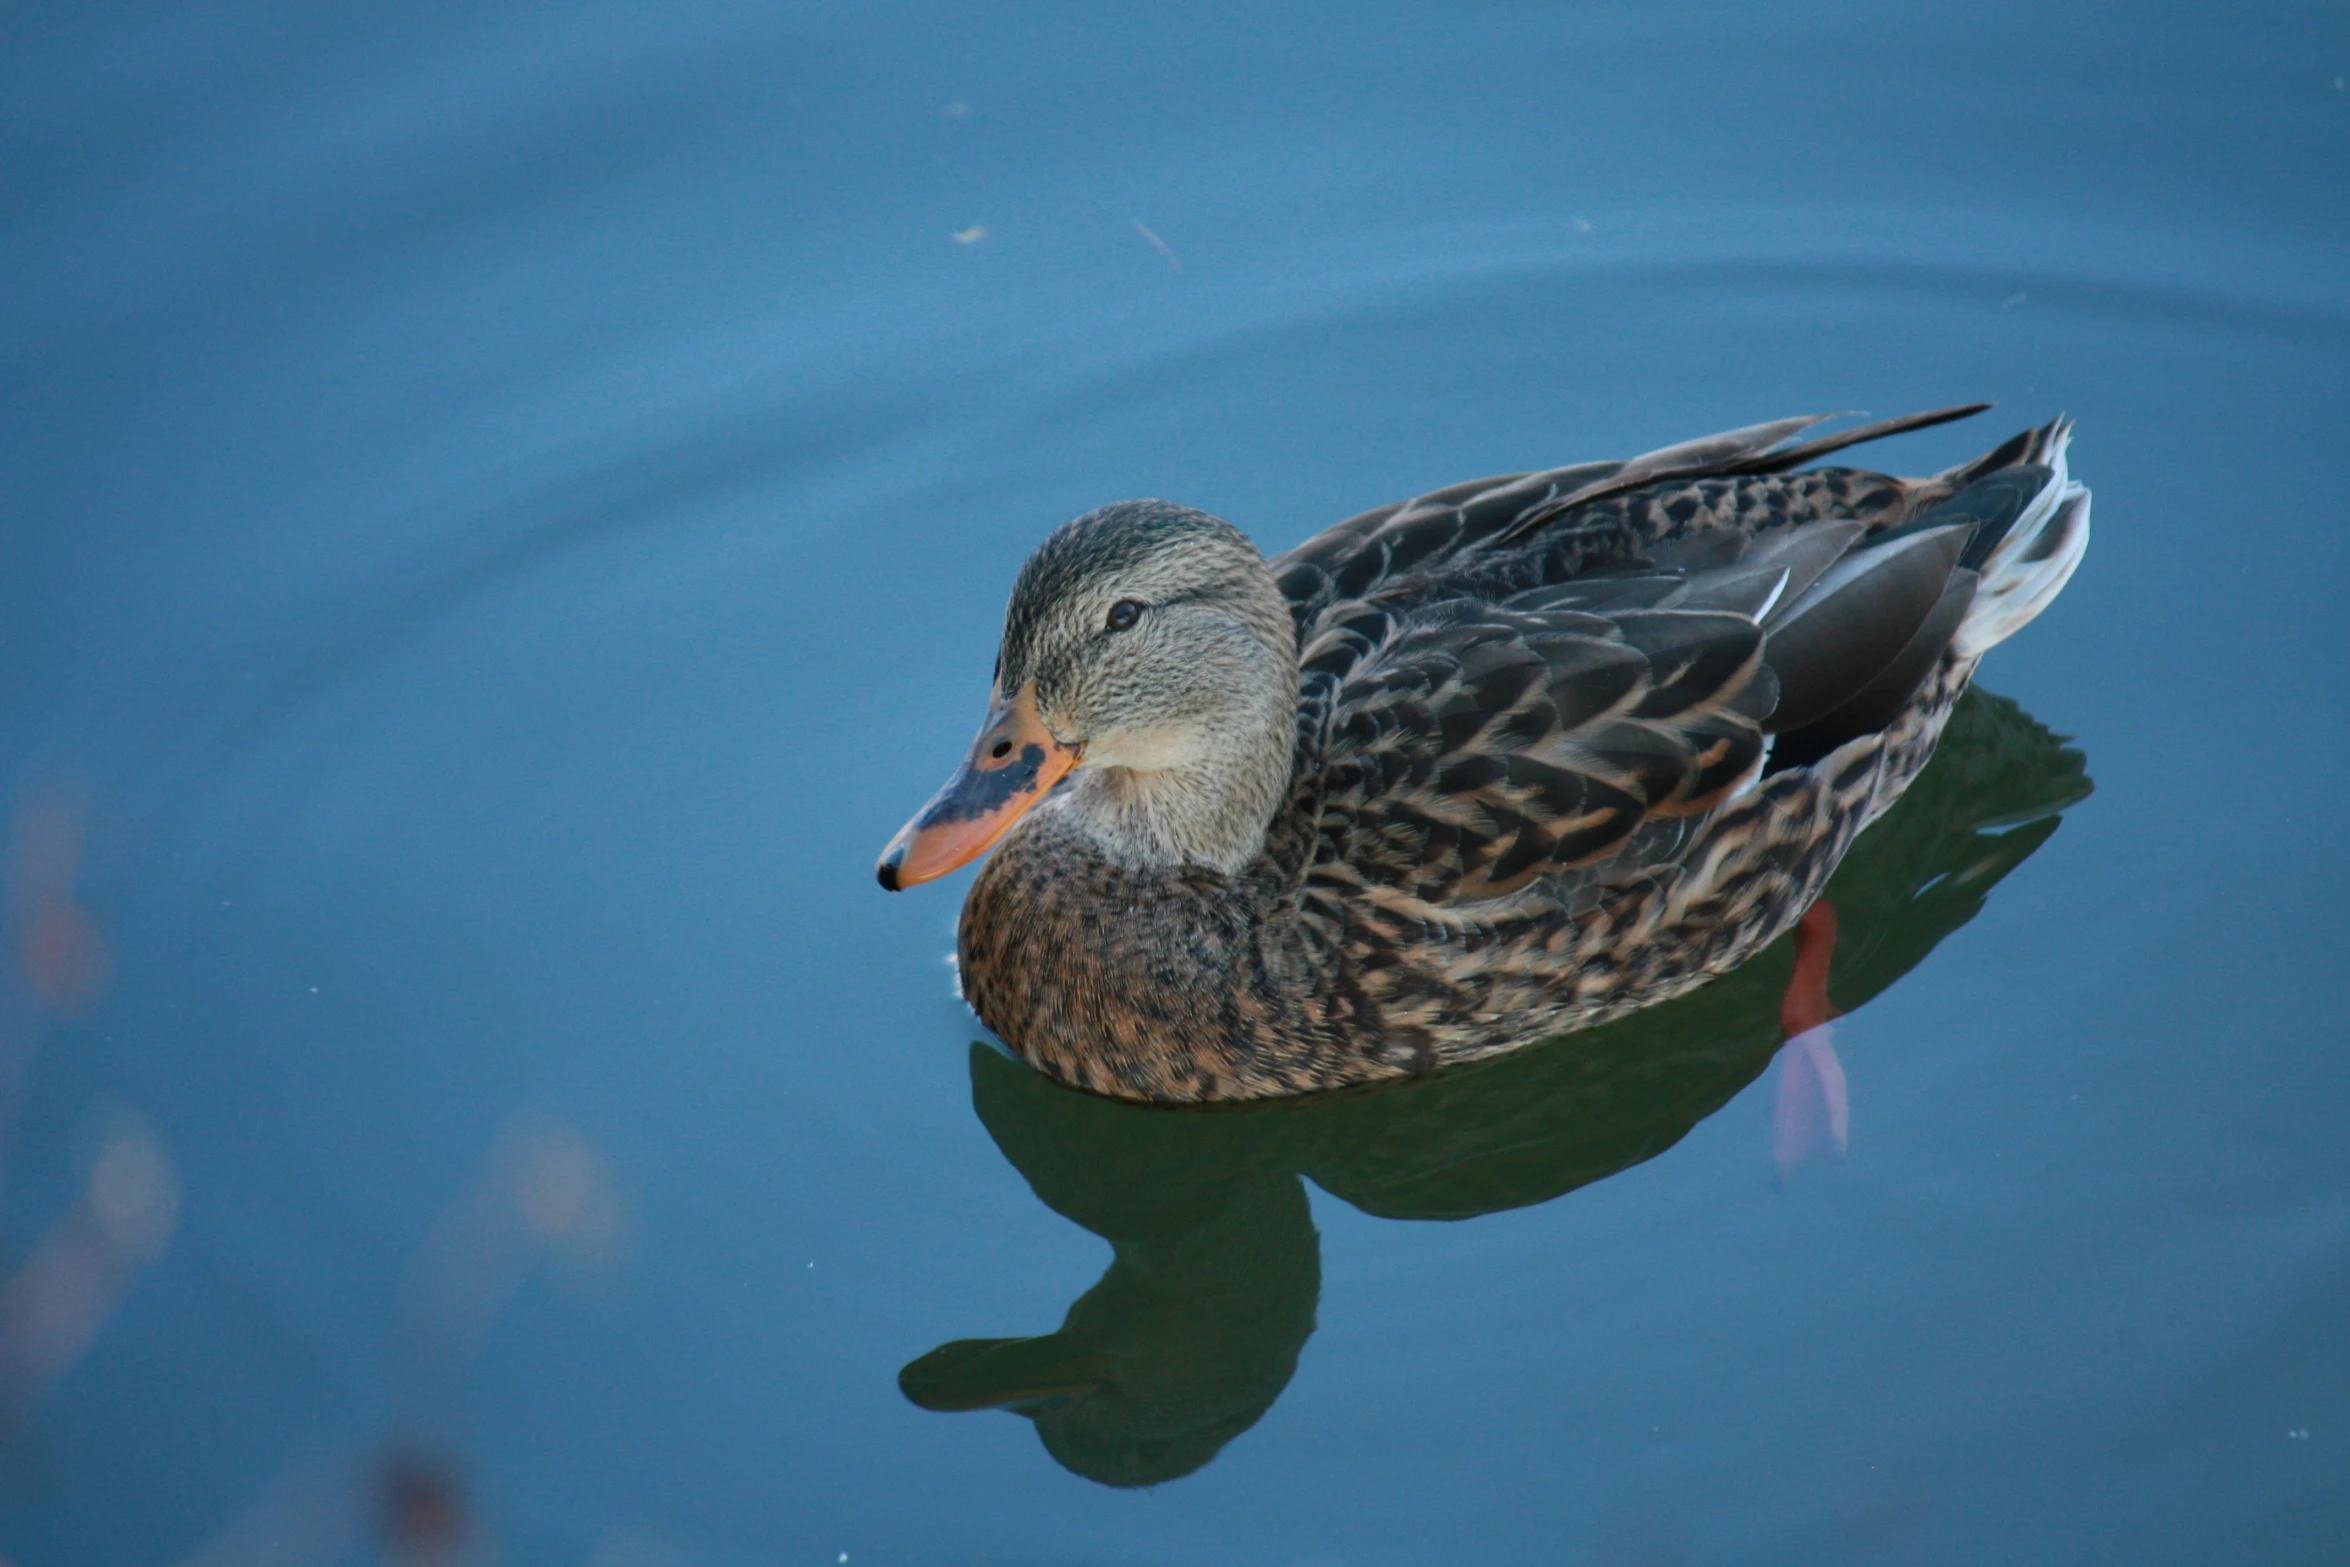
[7,785,108,1015]
[1771,901,1851,1183]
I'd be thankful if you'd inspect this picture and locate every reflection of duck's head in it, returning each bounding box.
[902,1033,1321,1486]
[879,501,1299,888]
[905,689,2091,1485]
[899,1168,1315,1488]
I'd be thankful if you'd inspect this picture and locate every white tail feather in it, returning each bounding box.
[1953,424,2092,659]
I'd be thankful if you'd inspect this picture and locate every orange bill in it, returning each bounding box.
[876,683,1080,890]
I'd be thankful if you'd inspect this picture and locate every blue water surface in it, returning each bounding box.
[3,2,2347,1563]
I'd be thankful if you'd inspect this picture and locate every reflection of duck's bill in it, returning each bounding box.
[877,683,1080,890]
[898,1335,1112,1411]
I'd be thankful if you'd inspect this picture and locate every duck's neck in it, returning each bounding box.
[1060,688,1296,878]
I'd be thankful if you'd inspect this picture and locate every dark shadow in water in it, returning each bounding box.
[901,689,2090,1487]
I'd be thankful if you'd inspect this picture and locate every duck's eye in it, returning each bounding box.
[1104,599,1144,632]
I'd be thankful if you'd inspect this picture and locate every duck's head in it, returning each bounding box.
[878,500,1299,889]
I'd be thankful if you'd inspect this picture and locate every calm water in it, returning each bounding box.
[4,3,2347,1563]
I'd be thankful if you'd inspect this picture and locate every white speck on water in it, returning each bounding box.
[840,1555,851,1563]
[1131,218,1182,271]
[309,986,318,993]
[1571,215,1593,235]
[2289,1428,2311,1440]
[2001,292,2028,308]
[952,225,986,245]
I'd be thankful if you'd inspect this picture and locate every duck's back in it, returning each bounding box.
[1263,410,2075,866]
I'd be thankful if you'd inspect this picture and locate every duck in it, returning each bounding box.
[877,405,2090,1103]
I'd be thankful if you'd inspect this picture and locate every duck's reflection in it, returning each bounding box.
[902,689,2090,1486]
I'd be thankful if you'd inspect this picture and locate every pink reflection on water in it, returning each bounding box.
[0,785,170,1446]
[1773,1024,1851,1181]
[0,1105,180,1419]
[173,1115,625,1567]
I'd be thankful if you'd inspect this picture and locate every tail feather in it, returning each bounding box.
[1753,414,2088,769]
[1951,419,2090,658]
[1936,412,2071,487]
[1735,403,1992,476]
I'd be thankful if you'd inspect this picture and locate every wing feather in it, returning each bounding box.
[1277,408,2054,913]
[1314,598,1773,907]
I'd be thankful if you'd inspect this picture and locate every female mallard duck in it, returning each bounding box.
[878,405,2089,1103]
